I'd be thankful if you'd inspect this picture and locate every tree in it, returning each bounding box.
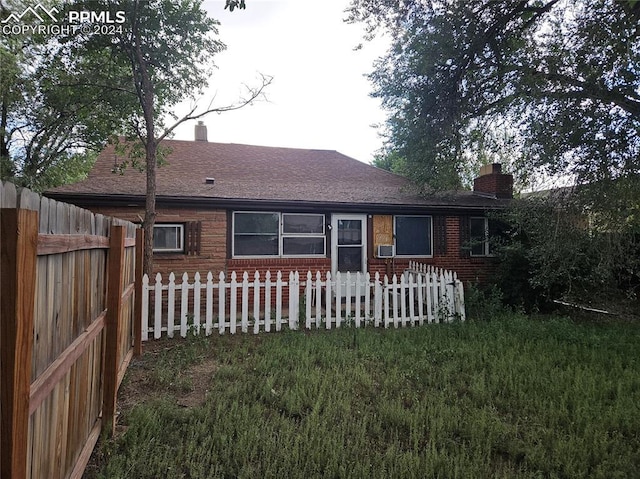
[349,0,640,304]
[65,0,270,274]
[371,150,406,175]
[347,0,640,191]
[0,2,134,191]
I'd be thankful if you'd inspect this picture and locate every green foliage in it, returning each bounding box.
[347,0,640,190]
[65,0,226,138]
[492,191,640,309]
[224,0,246,12]
[0,13,135,190]
[371,150,407,176]
[89,319,640,478]
[464,282,510,321]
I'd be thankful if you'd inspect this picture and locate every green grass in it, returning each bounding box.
[88,316,640,478]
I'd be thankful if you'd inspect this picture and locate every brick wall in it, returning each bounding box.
[88,205,228,279]
[368,216,496,285]
[88,207,496,290]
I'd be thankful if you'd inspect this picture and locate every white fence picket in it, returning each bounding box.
[141,274,149,341]
[289,272,298,330]
[218,272,226,334]
[230,272,238,334]
[253,272,261,334]
[154,273,163,339]
[275,271,283,331]
[180,273,189,336]
[206,272,214,335]
[265,271,272,332]
[335,272,342,328]
[305,271,313,330]
[194,272,201,334]
[374,272,382,327]
[168,273,176,337]
[141,262,465,340]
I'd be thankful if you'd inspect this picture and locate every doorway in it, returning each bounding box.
[331,214,367,277]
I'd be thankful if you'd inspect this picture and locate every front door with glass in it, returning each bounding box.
[331,214,367,276]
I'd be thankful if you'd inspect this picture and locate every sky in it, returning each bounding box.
[171,0,390,164]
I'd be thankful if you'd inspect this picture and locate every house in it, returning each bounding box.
[46,123,513,285]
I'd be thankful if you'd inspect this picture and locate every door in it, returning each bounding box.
[331,214,367,276]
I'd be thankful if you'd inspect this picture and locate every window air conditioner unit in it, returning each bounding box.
[377,245,395,258]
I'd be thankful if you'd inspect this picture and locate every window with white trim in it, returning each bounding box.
[232,212,325,257]
[153,224,184,252]
[469,217,493,256]
[394,215,432,257]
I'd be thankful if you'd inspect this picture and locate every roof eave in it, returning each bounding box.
[44,192,510,214]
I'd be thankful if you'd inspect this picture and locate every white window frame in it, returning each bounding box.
[394,215,433,258]
[232,212,326,258]
[153,223,184,253]
[469,217,493,257]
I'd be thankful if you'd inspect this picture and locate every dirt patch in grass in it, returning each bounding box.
[175,358,218,407]
[117,339,219,412]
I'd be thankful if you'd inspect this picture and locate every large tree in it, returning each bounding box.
[348,0,640,191]
[0,1,135,191]
[62,0,270,274]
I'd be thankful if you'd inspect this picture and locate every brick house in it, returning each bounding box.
[46,124,513,285]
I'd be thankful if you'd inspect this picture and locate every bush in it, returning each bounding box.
[464,282,510,321]
[491,188,639,311]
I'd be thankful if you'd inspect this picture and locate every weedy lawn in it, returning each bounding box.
[86,315,640,478]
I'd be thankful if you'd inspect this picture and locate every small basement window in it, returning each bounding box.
[153,224,184,253]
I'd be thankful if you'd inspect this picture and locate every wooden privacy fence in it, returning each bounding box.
[0,181,143,479]
[142,261,465,339]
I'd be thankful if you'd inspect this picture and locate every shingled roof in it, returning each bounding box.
[47,139,508,212]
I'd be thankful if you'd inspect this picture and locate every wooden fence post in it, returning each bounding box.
[134,228,144,356]
[1,208,38,479]
[103,225,125,437]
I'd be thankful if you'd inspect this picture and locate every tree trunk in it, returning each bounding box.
[133,33,157,276]
[1,94,10,166]
[143,138,156,276]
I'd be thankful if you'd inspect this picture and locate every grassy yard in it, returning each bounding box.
[86,315,640,478]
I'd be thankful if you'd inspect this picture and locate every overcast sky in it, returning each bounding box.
[171,0,389,163]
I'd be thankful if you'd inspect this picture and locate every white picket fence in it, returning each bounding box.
[141,261,465,340]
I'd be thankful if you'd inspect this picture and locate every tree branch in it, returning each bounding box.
[156,73,273,142]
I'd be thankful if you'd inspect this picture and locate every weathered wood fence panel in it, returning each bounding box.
[0,181,143,479]
[142,261,465,339]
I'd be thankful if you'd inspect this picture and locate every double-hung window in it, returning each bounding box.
[153,224,184,253]
[469,217,493,256]
[233,212,325,257]
[394,215,432,257]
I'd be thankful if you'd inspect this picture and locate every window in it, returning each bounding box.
[153,224,184,252]
[394,216,432,256]
[233,212,325,257]
[282,213,325,256]
[469,217,493,256]
[233,212,279,256]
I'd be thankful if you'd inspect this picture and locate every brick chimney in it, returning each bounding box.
[473,163,513,199]
[194,121,208,142]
